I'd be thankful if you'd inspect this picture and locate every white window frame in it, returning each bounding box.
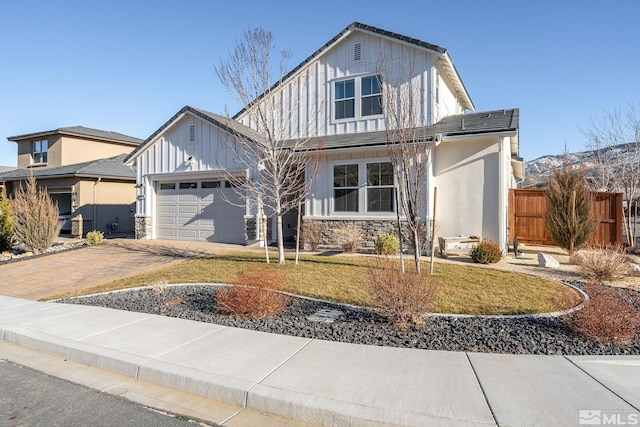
[330,158,396,217]
[332,74,383,123]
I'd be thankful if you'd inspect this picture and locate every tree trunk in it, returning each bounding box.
[276,199,285,264]
[412,226,421,274]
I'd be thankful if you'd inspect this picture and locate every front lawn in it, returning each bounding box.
[48,252,581,315]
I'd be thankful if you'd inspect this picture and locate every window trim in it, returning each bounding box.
[366,162,395,213]
[330,158,396,217]
[332,74,383,123]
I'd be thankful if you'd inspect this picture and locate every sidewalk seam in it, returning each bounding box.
[563,356,640,412]
[242,338,314,408]
[465,352,500,427]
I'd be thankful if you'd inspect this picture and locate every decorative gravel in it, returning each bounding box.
[58,282,640,356]
[0,240,86,264]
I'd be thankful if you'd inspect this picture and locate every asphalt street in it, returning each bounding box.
[0,359,217,427]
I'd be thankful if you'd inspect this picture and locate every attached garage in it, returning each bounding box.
[156,180,245,243]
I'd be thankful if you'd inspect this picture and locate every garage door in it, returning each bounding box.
[156,180,245,243]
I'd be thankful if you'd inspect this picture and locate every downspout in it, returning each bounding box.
[94,177,101,231]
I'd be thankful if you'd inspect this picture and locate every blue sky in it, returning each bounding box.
[1,0,639,167]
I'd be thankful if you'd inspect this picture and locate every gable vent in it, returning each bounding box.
[188,124,196,143]
[354,43,362,61]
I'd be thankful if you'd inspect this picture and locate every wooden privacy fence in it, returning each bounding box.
[508,189,623,246]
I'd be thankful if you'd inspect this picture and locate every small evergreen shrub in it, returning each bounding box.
[470,239,503,264]
[216,266,291,318]
[0,185,13,252]
[85,230,104,246]
[375,233,399,255]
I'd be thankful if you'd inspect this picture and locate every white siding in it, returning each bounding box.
[236,30,464,140]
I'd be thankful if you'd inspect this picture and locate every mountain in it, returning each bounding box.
[522,143,637,189]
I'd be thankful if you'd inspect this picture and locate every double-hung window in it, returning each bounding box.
[366,162,394,212]
[32,140,48,164]
[361,75,382,116]
[333,164,359,212]
[334,74,382,120]
[335,79,355,120]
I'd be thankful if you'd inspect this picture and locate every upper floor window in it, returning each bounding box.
[333,75,382,121]
[32,140,48,164]
[361,75,382,116]
[335,79,355,120]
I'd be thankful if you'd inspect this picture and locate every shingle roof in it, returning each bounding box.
[7,126,143,146]
[123,106,262,164]
[233,22,474,119]
[0,154,135,181]
[293,108,519,151]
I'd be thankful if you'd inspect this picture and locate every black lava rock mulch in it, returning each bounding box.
[57,282,640,356]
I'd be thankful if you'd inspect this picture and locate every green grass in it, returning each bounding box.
[47,252,581,315]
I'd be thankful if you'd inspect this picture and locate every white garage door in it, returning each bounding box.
[156,180,245,243]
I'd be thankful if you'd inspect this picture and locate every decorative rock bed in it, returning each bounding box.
[0,240,86,264]
[58,281,640,356]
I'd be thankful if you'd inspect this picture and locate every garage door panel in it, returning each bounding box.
[157,185,245,243]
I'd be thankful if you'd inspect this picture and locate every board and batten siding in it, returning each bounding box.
[236,31,463,140]
[135,113,247,217]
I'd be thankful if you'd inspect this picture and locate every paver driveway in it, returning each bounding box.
[0,238,255,300]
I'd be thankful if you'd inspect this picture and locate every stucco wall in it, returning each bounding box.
[432,137,501,244]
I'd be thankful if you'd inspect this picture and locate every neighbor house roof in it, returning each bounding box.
[233,22,474,120]
[124,105,262,165]
[0,154,135,181]
[291,108,519,151]
[7,126,143,146]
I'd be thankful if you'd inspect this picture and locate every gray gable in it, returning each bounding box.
[0,154,135,181]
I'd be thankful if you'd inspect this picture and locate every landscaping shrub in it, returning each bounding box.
[216,266,291,318]
[85,230,104,246]
[470,239,503,264]
[545,157,596,254]
[337,222,360,253]
[570,244,629,283]
[367,257,438,329]
[11,175,61,252]
[565,284,640,345]
[0,185,13,252]
[302,221,322,251]
[375,233,399,255]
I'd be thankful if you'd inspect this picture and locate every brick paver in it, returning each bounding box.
[0,239,258,301]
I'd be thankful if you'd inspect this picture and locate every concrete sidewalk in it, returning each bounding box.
[1,295,639,427]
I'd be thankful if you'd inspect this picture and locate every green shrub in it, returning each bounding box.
[85,230,104,246]
[375,233,399,255]
[470,239,503,264]
[0,185,13,252]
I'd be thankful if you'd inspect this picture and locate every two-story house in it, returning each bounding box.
[124,22,523,253]
[0,126,143,237]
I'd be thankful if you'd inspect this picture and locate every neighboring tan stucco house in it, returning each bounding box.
[125,22,523,253]
[1,126,142,237]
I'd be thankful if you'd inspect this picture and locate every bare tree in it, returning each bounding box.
[215,27,322,264]
[378,54,433,274]
[582,103,640,248]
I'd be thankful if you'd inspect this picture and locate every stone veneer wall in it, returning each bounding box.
[135,215,151,239]
[302,218,415,250]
